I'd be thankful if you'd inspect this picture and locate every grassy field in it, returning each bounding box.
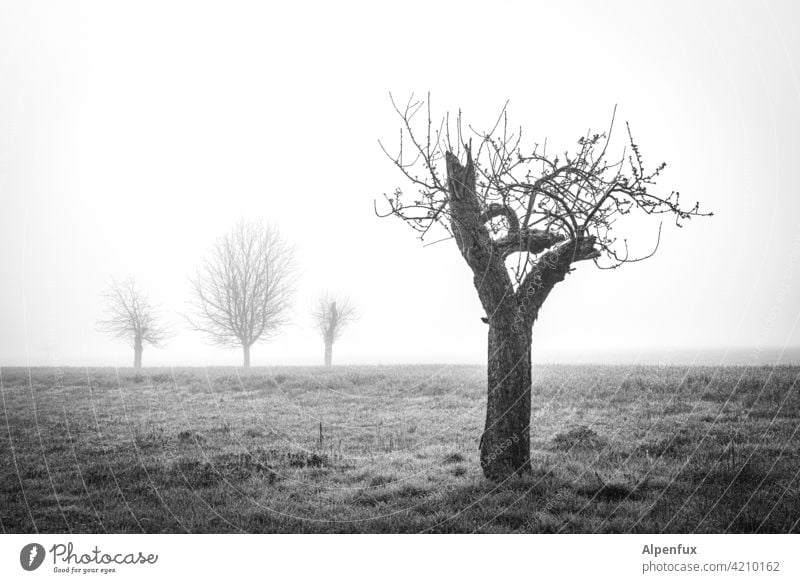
[1,364,798,533]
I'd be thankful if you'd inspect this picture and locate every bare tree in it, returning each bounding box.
[379,95,711,480]
[98,277,170,368]
[312,293,357,366]
[189,219,296,367]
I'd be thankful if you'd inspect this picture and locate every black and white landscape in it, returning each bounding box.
[1,1,799,534]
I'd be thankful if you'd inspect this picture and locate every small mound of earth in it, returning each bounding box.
[551,425,607,451]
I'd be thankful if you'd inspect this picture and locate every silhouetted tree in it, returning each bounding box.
[189,219,296,367]
[98,277,169,368]
[312,293,357,366]
[379,95,711,479]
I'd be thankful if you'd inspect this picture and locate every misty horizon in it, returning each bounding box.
[3,347,800,369]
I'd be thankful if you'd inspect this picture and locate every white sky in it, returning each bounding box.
[1,0,799,367]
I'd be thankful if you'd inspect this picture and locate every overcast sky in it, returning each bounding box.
[1,0,799,367]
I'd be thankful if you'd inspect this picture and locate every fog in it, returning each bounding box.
[1,0,799,367]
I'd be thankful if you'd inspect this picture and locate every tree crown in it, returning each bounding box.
[312,293,358,343]
[188,218,297,348]
[378,95,711,286]
[98,277,170,348]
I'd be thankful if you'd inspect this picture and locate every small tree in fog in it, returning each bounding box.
[98,277,169,368]
[312,293,357,366]
[189,219,296,367]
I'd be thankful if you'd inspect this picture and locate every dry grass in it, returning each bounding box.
[1,364,798,533]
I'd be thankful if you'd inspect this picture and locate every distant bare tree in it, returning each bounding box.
[379,95,711,480]
[312,293,357,366]
[189,219,296,367]
[98,277,169,368]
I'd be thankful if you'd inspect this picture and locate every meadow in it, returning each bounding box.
[1,364,798,533]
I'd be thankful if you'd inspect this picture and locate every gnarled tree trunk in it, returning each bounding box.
[443,150,594,480]
[324,339,333,367]
[243,343,251,368]
[480,313,533,479]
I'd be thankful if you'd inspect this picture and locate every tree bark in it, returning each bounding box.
[480,312,533,480]
[243,343,251,368]
[133,341,143,368]
[324,340,333,367]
